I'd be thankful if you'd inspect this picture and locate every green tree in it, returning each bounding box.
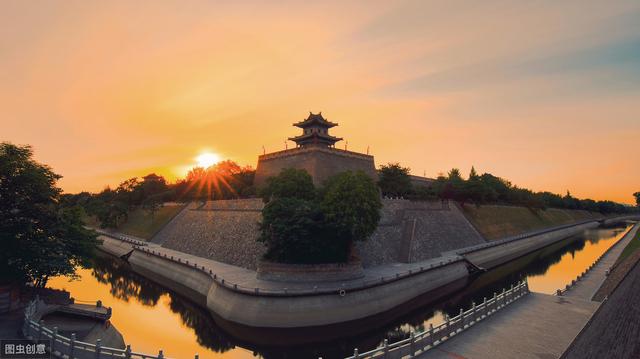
[142,195,163,222]
[258,198,335,263]
[0,142,100,287]
[378,162,412,197]
[259,168,316,202]
[322,171,382,243]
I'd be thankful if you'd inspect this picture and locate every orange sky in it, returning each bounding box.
[2,1,639,204]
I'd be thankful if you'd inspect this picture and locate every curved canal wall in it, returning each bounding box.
[94,215,631,328]
[457,221,600,269]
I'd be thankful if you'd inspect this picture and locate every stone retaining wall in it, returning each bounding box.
[357,200,486,266]
[155,198,486,269]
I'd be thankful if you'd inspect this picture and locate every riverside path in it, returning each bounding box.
[414,223,639,359]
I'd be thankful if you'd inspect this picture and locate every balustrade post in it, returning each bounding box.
[158,350,164,359]
[445,314,450,337]
[409,331,415,356]
[125,345,132,359]
[459,308,464,331]
[383,339,389,358]
[492,293,497,313]
[95,339,102,359]
[472,301,476,323]
[483,297,487,317]
[52,326,58,354]
[70,333,76,358]
[195,354,199,359]
[428,323,434,347]
[353,348,359,358]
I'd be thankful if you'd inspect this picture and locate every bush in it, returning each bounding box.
[258,169,382,264]
[259,168,316,202]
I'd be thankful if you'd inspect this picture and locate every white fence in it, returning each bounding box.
[342,280,530,359]
[22,300,202,359]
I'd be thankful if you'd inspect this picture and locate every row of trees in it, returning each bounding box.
[258,169,382,263]
[62,160,256,228]
[378,163,637,214]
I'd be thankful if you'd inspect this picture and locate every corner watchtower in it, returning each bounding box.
[289,112,343,148]
[254,112,376,188]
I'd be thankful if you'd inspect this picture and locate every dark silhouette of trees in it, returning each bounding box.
[382,162,634,214]
[378,163,412,197]
[0,142,100,287]
[634,192,640,208]
[259,169,381,264]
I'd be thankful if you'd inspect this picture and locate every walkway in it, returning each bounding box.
[415,293,597,359]
[414,223,638,359]
[563,223,639,300]
[117,236,462,294]
[562,229,640,358]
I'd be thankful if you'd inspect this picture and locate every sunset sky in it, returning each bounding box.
[2,1,639,203]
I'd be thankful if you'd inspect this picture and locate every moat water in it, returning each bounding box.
[48,224,633,359]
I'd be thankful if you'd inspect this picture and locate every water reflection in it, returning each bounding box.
[47,224,631,359]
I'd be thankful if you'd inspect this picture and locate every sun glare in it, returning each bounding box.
[196,152,220,168]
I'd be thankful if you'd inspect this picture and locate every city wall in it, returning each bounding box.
[95,217,625,328]
[457,221,601,269]
[155,198,487,269]
[254,147,377,187]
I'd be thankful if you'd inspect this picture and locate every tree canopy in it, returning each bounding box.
[0,142,100,286]
[259,169,381,264]
[378,163,412,197]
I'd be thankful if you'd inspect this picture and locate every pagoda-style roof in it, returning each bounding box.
[293,112,338,128]
[289,112,342,147]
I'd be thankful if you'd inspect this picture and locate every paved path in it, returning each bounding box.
[416,293,598,359]
[562,226,640,359]
[131,239,462,293]
[563,224,639,300]
[413,224,638,359]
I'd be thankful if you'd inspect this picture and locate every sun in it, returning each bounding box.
[195,152,220,168]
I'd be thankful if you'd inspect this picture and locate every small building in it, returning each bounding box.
[254,112,378,187]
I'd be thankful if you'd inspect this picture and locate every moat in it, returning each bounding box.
[47,224,632,359]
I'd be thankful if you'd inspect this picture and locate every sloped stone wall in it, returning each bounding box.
[155,199,266,270]
[155,198,486,269]
[357,200,486,266]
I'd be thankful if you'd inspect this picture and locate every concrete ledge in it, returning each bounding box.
[207,261,469,328]
[461,222,600,269]
[97,235,136,258]
[128,249,214,307]
[257,260,365,282]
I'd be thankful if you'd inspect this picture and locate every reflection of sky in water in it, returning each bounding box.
[47,224,631,359]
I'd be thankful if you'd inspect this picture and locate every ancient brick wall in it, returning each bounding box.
[155,198,486,270]
[356,200,487,267]
[254,147,377,187]
[154,199,266,270]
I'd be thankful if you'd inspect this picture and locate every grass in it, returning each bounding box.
[462,204,602,240]
[616,226,640,265]
[116,205,185,240]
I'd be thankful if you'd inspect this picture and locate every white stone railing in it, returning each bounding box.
[136,245,464,296]
[556,223,638,296]
[22,300,204,359]
[94,228,148,247]
[341,280,530,359]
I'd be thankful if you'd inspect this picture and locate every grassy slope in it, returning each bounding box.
[616,225,640,265]
[117,205,185,240]
[462,204,603,240]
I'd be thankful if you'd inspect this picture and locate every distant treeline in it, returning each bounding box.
[62,160,256,228]
[63,160,637,229]
[378,163,637,214]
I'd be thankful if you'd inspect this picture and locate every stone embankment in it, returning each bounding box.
[152,198,486,270]
[94,217,626,329]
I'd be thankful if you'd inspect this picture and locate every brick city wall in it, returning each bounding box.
[155,198,486,270]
